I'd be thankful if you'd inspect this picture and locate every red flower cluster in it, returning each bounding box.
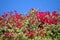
[4,32,10,38]
[0,9,60,40]
[37,28,47,37]
[3,12,8,18]
[36,11,60,25]
[30,20,35,24]
[26,31,35,37]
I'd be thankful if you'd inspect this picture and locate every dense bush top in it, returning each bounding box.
[0,9,60,40]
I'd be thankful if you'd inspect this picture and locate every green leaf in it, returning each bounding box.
[58,16,60,20]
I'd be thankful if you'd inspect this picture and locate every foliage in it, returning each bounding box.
[0,9,60,40]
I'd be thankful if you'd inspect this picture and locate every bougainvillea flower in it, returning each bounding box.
[37,28,43,32]
[27,31,35,37]
[5,20,8,24]
[30,8,34,12]
[30,20,35,24]
[0,17,3,21]
[15,13,19,19]
[16,22,23,29]
[26,15,30,19]
[19,14,23,21]
[35,12,40,20]
[52,11,58,17]
[37,28,44,36]
[1,23,5,28]
[43,17,48,23]
[3,12,8,18]
[10,11,14,18]
[0,9,60,40]
[4,32,10,38]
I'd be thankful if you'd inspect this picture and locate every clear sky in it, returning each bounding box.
[0,0,60,16]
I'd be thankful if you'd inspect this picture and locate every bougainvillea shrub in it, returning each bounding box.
[0,9,60,40]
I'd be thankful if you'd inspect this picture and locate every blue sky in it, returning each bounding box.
[0,0,60,16]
